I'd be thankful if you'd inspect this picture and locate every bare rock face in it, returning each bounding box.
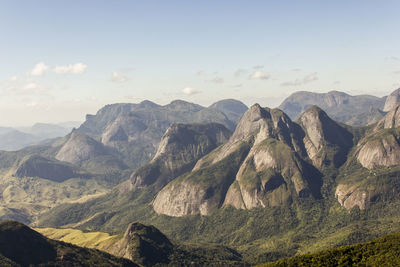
[223,140,305,210]
[299,106,353,168]
[153,104,321,217]
[357,133,400,169]
[383,88,400,112]
[55,131,108,165]
[375,102,400,130]
[335,184,378,210]
[356,103,400,169]
[153,180,219,216]
[101,115,150,148]
[119,123,231,193]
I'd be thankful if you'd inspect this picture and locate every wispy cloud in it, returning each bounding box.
[253,65,264,69]
[111,72,127,82]
[234,69,247,77]
[249,71,270,80]
[281,72,318,86]
[182,87,200,95]
[30,62,49,76]
[209,77,224,84]
[196,71,206,76]
[54,63,87,74]
[386,56,399,61]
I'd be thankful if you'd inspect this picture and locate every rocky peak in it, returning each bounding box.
[153,123,231,160]
[324,91,350,108]
[229,104,295,146]
[109,222,173,266]
[166,100,203,111]
[121,123,232,191]
[375,102,400,130]
[55,131,108,165]
[383,88,400,112]
[299,105,353,168]
[137,100,159,109]
[299,106,330,150]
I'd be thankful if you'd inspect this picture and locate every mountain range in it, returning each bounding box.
[0,122,81,151]
[1,89,400,265]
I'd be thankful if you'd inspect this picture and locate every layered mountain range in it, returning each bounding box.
[2,89,400,265]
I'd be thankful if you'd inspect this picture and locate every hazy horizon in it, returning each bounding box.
[1,0,399,126]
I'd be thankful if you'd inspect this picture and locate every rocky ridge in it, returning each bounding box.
[120,123,232,191]
[153,104,353,216]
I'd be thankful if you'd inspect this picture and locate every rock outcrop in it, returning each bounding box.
[357,103,400,169]
[375,102,400,130]
[299,106,353,168]
[357,133,400,169]
[120,123,231,192]
[335,184,379,210]
[109,222,173,266]
[383,88,400,112]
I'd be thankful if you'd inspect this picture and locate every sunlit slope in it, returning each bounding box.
[35,227,121,251]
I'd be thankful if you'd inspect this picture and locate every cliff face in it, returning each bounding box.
[153,104,354,217]
[119,123,231,192]
[299,106,353,169]
[77,99,247,169]
[356,103,400,169]
[383,88,400,112]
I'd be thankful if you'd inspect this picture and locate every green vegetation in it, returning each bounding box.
[261,232,400,266]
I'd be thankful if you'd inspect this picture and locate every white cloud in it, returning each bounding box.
[22,82,46,93]
[253,65,264,69]
[9,76,17,81]
[30,62,49,76]
[182,87,200,95]
[112,72,127,82]
[196,71,206,76]
[249,71,270,80]
[281,72,319,86]
[54,63,87,74]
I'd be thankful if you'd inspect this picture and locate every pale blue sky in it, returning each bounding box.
[0,0,399,125]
